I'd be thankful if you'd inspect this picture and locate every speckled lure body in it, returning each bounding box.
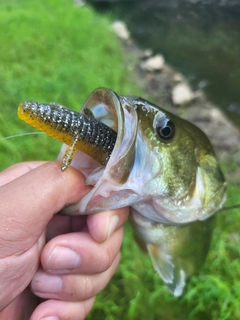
[18,87,226,296]
[18,101,117,170]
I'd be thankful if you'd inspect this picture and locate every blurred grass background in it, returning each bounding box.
[0,0,239,319]
[0,0,140,169]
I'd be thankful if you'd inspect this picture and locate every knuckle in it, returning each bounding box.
[81,275,95,300]
[100,246,114,272]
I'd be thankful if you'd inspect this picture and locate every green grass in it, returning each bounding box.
[0,0,140,170]
[0,1,240,319]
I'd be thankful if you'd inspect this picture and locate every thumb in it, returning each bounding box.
[0,161,88,257]
[0,161,88,310]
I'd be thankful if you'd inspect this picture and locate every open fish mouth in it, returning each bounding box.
[57,88,143,215]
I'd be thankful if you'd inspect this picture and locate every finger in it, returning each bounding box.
[31,253,120,301]
[0,161,46,186]
[40,227,124,275]
[0,243,41,311]
[0,161,90,257]
[0,287,40,320]
[46,205,129,243]
[30,297,95,320]
[87,207,129,243]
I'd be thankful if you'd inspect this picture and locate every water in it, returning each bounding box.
[91,1,240,125]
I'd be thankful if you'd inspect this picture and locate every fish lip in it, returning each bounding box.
[59,88,141,215]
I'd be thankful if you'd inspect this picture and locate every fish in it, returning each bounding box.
[18,87,226,296]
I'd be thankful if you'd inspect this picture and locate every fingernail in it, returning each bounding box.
[32,272,61,293]
[107,215,120,239]
[47,247,81,271]
[40,317,59,320]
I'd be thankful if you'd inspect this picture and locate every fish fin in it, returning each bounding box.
[147,244,186,297]
[133,234,148,253]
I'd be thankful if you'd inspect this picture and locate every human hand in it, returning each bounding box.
[0,161,129,320]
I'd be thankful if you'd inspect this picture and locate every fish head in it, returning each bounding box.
[61,88,226,225]
[126,96,226,224]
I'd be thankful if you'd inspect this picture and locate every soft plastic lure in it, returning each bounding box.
[18,101,117,171]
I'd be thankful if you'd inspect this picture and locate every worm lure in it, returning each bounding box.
[18,101,117,170]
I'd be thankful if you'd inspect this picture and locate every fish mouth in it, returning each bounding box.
[59,88,141,215]
[80,88,140,183]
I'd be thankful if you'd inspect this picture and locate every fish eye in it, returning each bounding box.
[156,119,175,141]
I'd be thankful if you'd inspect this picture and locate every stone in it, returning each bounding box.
[112,21,130,40]
[141,49,153,58]
[173,73,184,82]
[172,82,195,105]
[140,54,165,72]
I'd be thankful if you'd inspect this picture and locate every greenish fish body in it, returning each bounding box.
[57,88,226,296]
[18,87,226,296]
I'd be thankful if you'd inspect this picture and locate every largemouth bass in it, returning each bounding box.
[18,88,226,296]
